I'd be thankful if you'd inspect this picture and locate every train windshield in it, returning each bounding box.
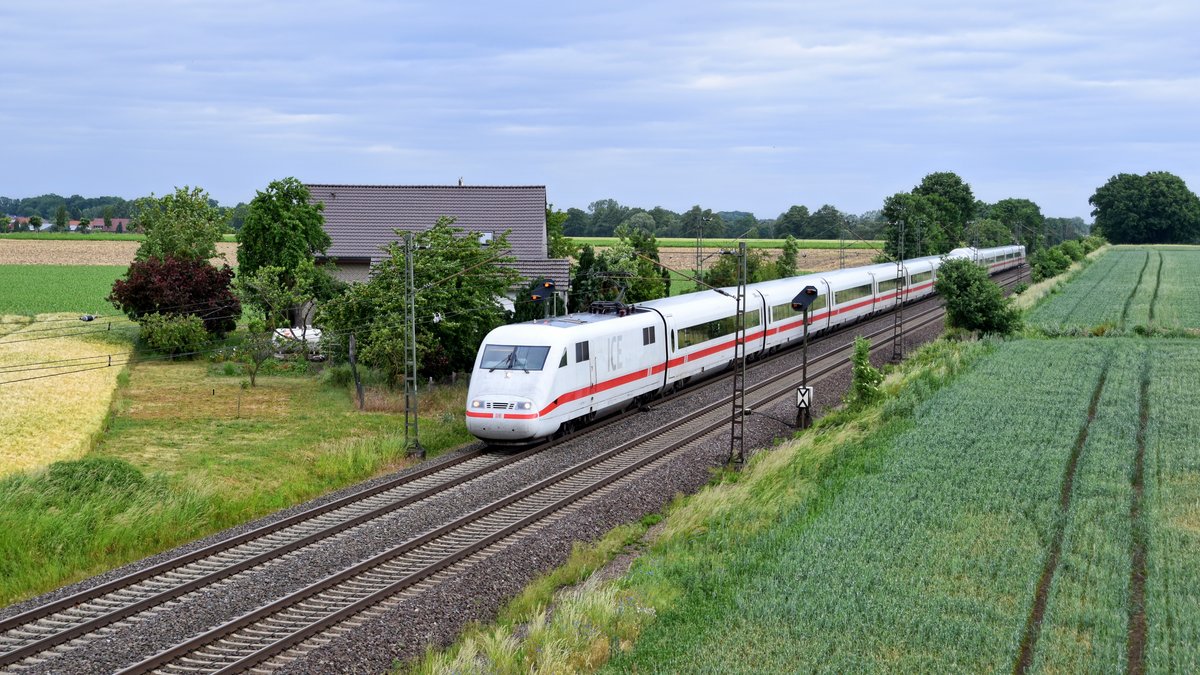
[480,345,551,371]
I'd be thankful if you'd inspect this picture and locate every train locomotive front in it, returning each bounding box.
[464,323,566,443]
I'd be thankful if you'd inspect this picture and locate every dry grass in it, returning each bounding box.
[0,313,126,476]
[0,240,238,267]
[653,247,878,273]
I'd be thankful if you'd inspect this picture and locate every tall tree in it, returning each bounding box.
[102,206,113,231]
[881,192,950,258]
[316,217,519,381]
[1090,171,1200,244]
[53,204,69,231]
[773,205,811,238]
[134,186,228,262]
[237,177,331,279]
[991,198,1045,251]
[913,172,975,245]
[808,204,845,239]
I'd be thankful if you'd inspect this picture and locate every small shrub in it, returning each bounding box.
[139,312,210,357]
[847,336,883,409]
[1013,282,1029,295]
[109,255,241,336]
[1030,247,1072,282]
[1059,240,1085,262]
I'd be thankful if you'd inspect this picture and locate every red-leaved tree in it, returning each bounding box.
[109,256,241,336]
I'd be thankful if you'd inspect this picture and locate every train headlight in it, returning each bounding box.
[471,400,482,408]
[520,401,532,410]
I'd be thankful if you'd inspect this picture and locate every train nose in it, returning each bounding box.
[465,396,548,441]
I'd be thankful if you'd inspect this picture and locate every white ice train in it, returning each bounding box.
[465,245,1024,444]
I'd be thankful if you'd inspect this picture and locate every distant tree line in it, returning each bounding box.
[0,193,251,231]
[559,199,889,241]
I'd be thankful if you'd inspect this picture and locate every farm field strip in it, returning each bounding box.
[613,341,1111,672]
[1029,247,1200,331]
[1145,343,1200,670]
[1029,343,1145,673]
[0,265,128,316]
[1146,249,1200,329]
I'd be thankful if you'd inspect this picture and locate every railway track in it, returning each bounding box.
[120,294,960,674]
[0,266,1025,672]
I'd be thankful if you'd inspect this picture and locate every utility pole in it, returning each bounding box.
[404,232,424,458]
[839,226,846,269]
[729,242,747,465]
[891,219,905,364]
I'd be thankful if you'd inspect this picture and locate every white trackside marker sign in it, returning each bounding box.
[796,386,813,409]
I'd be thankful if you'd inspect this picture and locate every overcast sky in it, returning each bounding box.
[2,1,1197,221]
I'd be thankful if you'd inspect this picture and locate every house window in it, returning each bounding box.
[479,232,494,246]
[575,341,590,363]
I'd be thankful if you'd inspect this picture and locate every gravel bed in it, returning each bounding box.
[7,284,983,673]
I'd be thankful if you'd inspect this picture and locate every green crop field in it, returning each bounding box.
[571,236,882,250]
[0,265,127,316]
[1029,246,1200,331]
[606,339,1200,672]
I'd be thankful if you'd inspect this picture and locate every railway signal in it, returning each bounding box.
[530,279,556,318]
[791,285,820,429]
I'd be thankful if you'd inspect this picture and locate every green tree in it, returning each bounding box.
[569,244,602,311]
[77,217,91,234]
[54,204,69,231]
[316,217,520,382]
[28,215,42,230]
[1089,171,1200,244]
[991,198,1045,252]
[964,218,1014,248]
[933,258,1021,335]
[102,206,113,231]
[773,205,811,238]
[237,177,330,279]
[133,186,228,261]
[913,172,975,245]
[545,204,577,259]
[703,248,770,287]
[882,192,950,258]
[775,235,801,278]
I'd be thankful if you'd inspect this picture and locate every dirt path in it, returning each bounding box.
[0,240,238,267]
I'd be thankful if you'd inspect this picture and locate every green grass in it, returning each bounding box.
[0,265,127,316]
[1028,246,1200,332]
[0,360,475,605]
[571,237,881,250]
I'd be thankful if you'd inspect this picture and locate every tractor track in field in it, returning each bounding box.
[1119,252,1151,328]
[1126,351,1151,674]
[1148,251,1163,324]
[1013,356,1111,675]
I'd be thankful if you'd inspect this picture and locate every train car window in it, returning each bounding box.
[773,295,826,322]
[910,271,933,284]
[642,326,656,345]
[559,350,568,368]
[676,311,758,349]
[877,278,900,293]
[481,345,551,371]
[575,341,590,363]
[835,284,872,305]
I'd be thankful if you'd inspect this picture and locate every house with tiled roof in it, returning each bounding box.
[306,183,570,305]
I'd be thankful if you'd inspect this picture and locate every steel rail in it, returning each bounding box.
[121,295,969,674]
